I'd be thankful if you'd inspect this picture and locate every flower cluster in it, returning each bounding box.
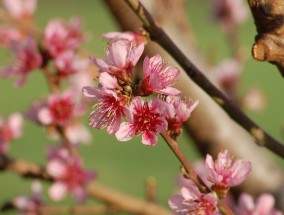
[47,146,96,203]
[83,32,198,145]
[169,150,252,214]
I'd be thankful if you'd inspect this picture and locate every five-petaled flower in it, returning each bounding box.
[82,86,129,134]
[163,95,199,138]
[47,146,96,203]
[0,37,42,87]
[140,54,180,96]
[37,90,85,126]
[205,150,252,198]
[115,96,168,146]
[93,40,144,83]
[44,18,84,57]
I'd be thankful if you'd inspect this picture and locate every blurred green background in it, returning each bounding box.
[0,0,283,214]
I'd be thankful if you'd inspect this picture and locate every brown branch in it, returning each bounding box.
[0,155,172,215]
[123,0,284,158]
[161,132,209,194]
[248,0,284,77]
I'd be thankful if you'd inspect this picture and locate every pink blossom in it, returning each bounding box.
[212,59,242,96]
[241,87,266,113]
[93,40,144,82]
[13,181,43,215]
[212,0,248,30]
[115,96,168,146]
[0,26,21,47]
[65,122,91,145]
[103,31,146,45]
[82,86,129,134]
[37,91,85,126]
[0,37,42,87]
[54,51,89,78]
[236,193,283,215]
[47,148,96,203]
[141,54,180,95]
[163,95,198,137]
[44,18,84,57]
[2,0,37,19]
[0,113,23,154]
[205,150,252,197]
[168,182,220,215]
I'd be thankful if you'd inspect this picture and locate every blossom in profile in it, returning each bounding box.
[115,96,168,146]
[0,37,42,87]
[212,0,248,30]
[2,0,37,19]
[82,86,129,134]
[141,54,180,96]
[236,193,283,215]
[163,95,198,138]
[92,40,144,82]
[13,181,43,215]
[47,147,96,203]
[205,150,252,198]
[44,18,84,57]
[0,113,23,154]
[0,26,21,47]
[36,90,85,126]
[54,51,89,78]
[168,182,220,215]
[102,31,146,45]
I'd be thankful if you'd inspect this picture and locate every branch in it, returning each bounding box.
[248,0,284,77]
[161,132,209,194]
[123,0,284,158]
[0,155,171,215]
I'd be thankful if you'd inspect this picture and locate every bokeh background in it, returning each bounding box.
[0,0,283,214]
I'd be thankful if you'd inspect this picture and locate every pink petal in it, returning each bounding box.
[238,193,255,211]
[168,194,190,215]
[92,58,108,70]
[227,160,252,186]
[49,182,67,201]
[99,72,118,89]
[158,87,181,95]
[115,122,135,141]
[181,185,200,200]
[47,160,66,178]
[38,108,53,125]
[142,131,158,146]
[106,113,121,134]
[108,41,127,68]
[255,194,275,214]
[82,86,100,100]
[72,187,87,203]
[129,42,144,66]
[8,113,23,138]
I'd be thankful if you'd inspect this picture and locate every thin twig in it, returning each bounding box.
[123,0,284,158]
[161,132,210,193]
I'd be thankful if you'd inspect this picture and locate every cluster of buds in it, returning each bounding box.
[83,31,199,145]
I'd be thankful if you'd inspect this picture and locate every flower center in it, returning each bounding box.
[50,98,73,124]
